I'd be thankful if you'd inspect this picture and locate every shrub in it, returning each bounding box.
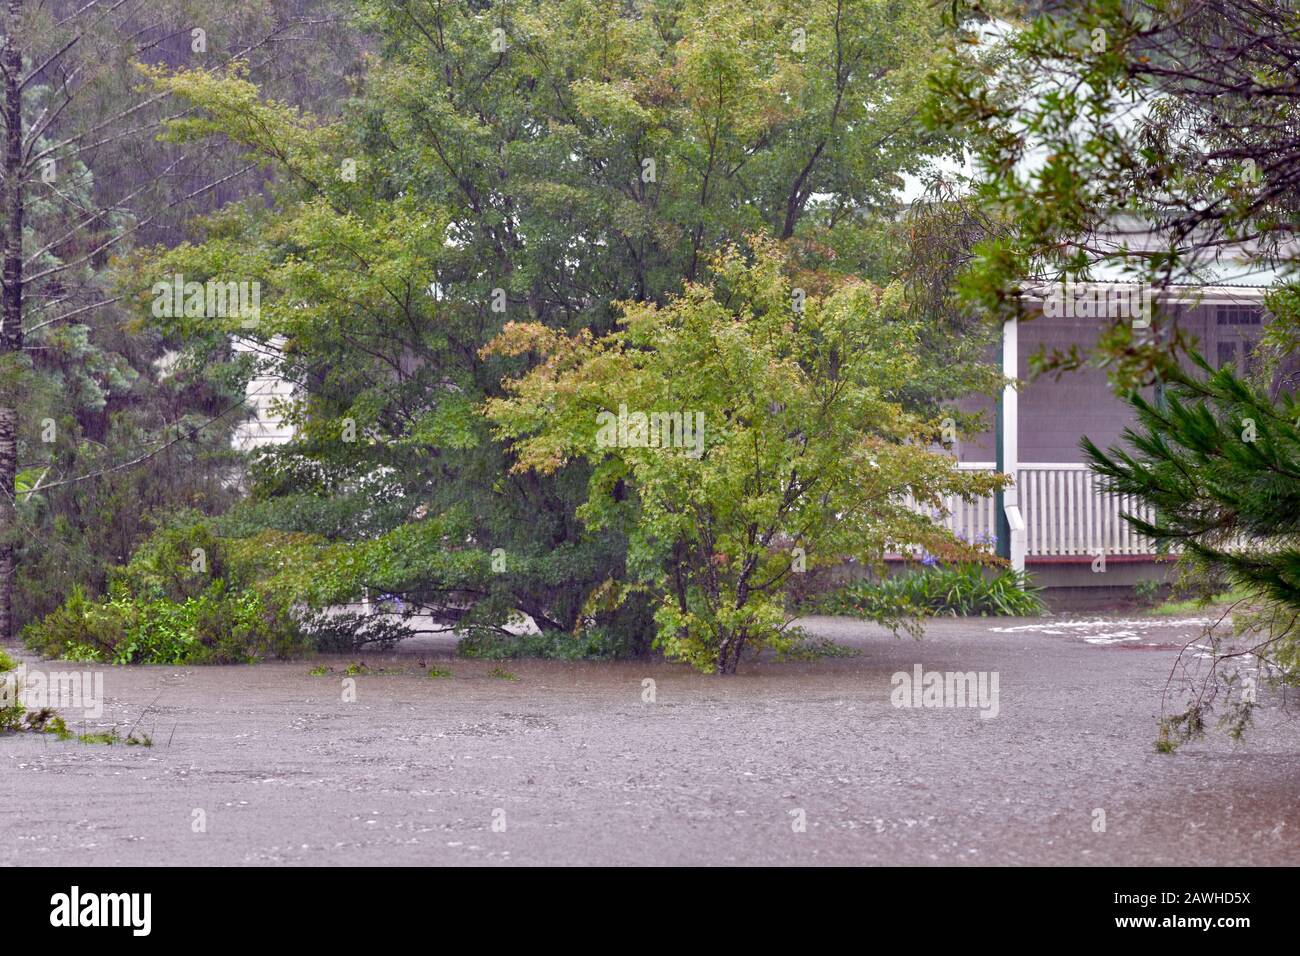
[23,520,308,664]
[458,623,641,661]
[21,586,130,661]
[1133,578,1164,607]
[299,610,411,654]
[24,581,304,664]
[484,246,1005,672]
[814,562,1045,619]
[1,656,73,739]
[0,703,23,732]
[456,588,658,661]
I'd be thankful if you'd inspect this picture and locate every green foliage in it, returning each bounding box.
[10,1,365,637]
[0,704,24,733]
[1085,356,1300,579]
[1084,354,1300,658]
[24,709,72,740]
[1,649,25,732]
[458,622,642,662]
[0,702,72,739]
[1132,578,1164,608]
[23,522,307,664]
[487,244,1005,672]
[924,2,1183,383]
[75,727,152,747]
[24,581,302,665]
[925,2,1300,384]
[1147,587,1248,617]
[815,562,1045,620]
[1086,355,1300,743]
[0,701,147,744]
[298,611,412,654]
[1156,707,1207,754]
[927,2,1300,742]
[1089,365,1295,735]
[778,635,860,661]
[487,667,519,682]
[13,145,246,633]
[110,0,980,663]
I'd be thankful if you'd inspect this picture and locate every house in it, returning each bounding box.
[933,248,1292,588]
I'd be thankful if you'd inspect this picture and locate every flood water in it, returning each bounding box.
[2,614,1296,865]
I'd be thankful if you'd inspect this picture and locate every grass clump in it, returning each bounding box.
[1147,586,1251,617]
[76,727,152,746]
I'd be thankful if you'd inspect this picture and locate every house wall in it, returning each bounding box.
[939,296,1291,585]
[231,338,294,451]
[953,301,1274,464]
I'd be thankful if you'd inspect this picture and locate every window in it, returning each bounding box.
[1216,305,1262,326]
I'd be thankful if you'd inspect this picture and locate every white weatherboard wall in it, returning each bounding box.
[231,338,294,451]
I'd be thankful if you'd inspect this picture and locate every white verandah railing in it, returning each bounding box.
[916,462,1157,558]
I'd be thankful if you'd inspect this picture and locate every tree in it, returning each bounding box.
[0,0,362,641]
[485,244,1002,673]
[926,0,1300,384]
[109,0,987,654]
[926,0,1300,735]
[1084,353,1300,743]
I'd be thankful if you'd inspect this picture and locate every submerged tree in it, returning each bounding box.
[95,0,992,655]
[486,244,1002,673]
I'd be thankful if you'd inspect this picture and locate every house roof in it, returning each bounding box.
[1018,219,1293,302]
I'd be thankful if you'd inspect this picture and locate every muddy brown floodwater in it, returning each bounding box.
[1,614,1297,866]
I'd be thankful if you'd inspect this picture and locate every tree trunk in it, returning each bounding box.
[716,630,745,675]
[0,0,24,644]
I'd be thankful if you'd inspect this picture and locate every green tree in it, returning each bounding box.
[1084,355,1300,743]
[111,0,983,653]
[926,0,1300,736]
[486,244,1002,672]
[0,0,364,641]
[925,0,1300,382]
[3,5,366,642]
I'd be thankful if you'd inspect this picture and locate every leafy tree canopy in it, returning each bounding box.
[110,0,991,655]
